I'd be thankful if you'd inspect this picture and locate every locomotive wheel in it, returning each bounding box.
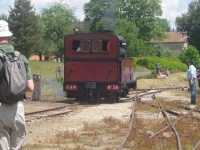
[93,92,101,103]
[122,87,130,98]
[105,92,117,103]
[116,93,120,102]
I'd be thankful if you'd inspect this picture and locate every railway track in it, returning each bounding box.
[25,105,72,122]
[116,87,200,150]
[24,86,200,150]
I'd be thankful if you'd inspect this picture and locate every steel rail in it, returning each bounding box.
[157,101,182,150]
[140,101,181,116]
[116,87,197,149]
[130,86,188,92]
[192,140,200,150]
[178,105,200,113]
[116,95,138,150]
[25,110,72,122]
[25,105,68,116]
[116,88,184,150]
[149,105,199,139]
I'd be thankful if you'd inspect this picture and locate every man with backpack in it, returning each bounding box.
[0,20,34,150]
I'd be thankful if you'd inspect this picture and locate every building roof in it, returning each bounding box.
[152,32,188,43]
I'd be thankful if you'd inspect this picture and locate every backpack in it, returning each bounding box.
[0,50,27,104]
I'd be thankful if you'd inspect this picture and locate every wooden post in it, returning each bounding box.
[32,74,41,101]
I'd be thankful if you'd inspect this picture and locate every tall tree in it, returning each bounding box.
[73,20,90,33]
[115,19,155,57]
[0,13,8,21]
[176,1,200,52]
[31,15,56,61]
[178,45,200,66]
[8,0,40,58]
[119,0,167,42]
[40,2,76,60]
[84,0,120,32]
[84,0,168,57]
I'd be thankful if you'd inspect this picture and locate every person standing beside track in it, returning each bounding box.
[0,20,34,150]
[187,60,197,105]
[156,62,161,78]
[196,69,200,89]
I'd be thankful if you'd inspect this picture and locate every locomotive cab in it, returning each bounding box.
[63,33,136,103]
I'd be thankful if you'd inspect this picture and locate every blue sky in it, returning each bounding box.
[0,0,194,29]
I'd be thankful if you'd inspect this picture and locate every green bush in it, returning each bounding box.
[133,57,140,68]
[135,56,187,72]
[136,71,156,79]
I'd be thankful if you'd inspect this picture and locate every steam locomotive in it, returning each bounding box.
[63,32,137,103]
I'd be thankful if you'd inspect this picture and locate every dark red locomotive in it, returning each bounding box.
[63,33,137,102]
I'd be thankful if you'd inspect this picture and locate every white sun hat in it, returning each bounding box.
[0,20,13,37]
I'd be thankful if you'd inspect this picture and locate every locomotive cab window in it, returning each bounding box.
[81,40,91,52]
[92,40,102,52]
[72,40,91,52]
[92,40,110,52]
[72,40,81,52]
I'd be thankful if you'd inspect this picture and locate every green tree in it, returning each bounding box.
[84,0,120,32]
[8,0,40,58]
[30,15,56,61]
[0,13,8,21]
[115,19,156,57]
[73,20,90,33]
[40,2,76,60]
[119,0,167,42]
[176,1,200,52]
[178,45,200,66]
[84,0,168,57]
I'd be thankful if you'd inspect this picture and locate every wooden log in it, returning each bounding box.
[32,74,41,101]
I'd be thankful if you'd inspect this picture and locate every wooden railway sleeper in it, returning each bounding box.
[149,105,199,139]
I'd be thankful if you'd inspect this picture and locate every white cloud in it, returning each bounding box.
[161,0,192,29]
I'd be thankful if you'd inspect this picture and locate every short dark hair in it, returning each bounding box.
[188,60,193,64]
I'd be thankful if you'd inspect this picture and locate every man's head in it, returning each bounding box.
[0,20,12,37]
[188,60,193,65]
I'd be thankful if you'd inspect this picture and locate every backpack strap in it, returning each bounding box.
[13,50,20,61]
[0,49,6,62]
[3,50,20,61]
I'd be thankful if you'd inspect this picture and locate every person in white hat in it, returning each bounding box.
[0,20,34,150]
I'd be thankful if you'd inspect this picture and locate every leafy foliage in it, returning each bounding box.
[178,45,200,66]
[0,13,8,21]
[119,0,168,42]
[84,0,120,32]
[176,1,200,52]
[8,0,40,58]
[1,0,170,59]
[40,2,76,60]
[30,16,57,61]
[135,56,187,71]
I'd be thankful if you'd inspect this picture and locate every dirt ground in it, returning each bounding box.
[24,98,134,145]
[23,72,195,149]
